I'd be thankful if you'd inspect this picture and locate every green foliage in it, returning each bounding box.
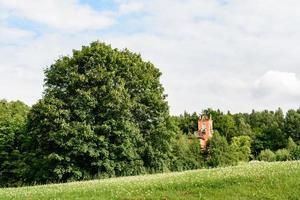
[207,132,237,167]
[203,109,236,141]
[234,115,253,136]
[287,136,297,149]
[275,149,290,161]
[285,110,300,144]
[287,137,300,160]
[257,149,276,162]
[25,42,174,183]
[189,137,204,167]
[172,112,198,135]
[170,134,203,171]
[0,100,30,186]
[290,147,300,160]
[249,109,286,154]
[169,113,204,171]
[216,115,236,141]
[230,136,252,162]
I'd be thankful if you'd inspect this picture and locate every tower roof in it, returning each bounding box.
[199,114,212,120]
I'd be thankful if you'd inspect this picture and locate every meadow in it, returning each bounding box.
[0,161,299,200]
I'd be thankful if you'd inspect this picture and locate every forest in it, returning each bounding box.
[1,42,300,187]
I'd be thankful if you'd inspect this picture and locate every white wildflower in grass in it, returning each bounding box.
[0,161,300,199]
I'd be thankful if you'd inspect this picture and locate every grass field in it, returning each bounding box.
[0,161,299,200]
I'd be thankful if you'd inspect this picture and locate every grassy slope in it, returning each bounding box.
[0,161,300,200]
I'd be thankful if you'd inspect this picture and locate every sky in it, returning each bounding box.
[1,0,300,115]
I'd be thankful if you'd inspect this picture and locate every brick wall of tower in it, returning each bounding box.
[198,116,213,149]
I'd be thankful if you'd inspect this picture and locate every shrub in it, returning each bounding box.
[289,146,300,160]
[257,149,276,162]
[189,136,205,167]
[170,134,194,171]
[275,149,290,161]
[230,136,252,162]
[287,137,300,160]
[207,132,237,167]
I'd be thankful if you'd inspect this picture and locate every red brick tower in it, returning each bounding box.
[197,115,213,149]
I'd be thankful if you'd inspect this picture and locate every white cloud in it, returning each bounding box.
[119,1,144,14]
[247,71,300,111]
[0,26,34,43]
[0,0,115,31]
[103,0,300,113]
[253,71,300,98]
[2,0,300,114]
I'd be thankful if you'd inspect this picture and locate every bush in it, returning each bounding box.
[207,132,237,167]
[275,149,290,161]
[230,136,252,162]
[170,134,193,171]
[189,136,205,167]
[287,137,300,160]
[170,134,203,171]
[289,146,300,160]
[257,149,276,162]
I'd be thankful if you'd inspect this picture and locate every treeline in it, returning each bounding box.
[1,41,300,187]
[173,109,300,162]
[3,102,300,187]
[0,99,254,187]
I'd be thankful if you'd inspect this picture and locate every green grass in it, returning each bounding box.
[1,161,300,200]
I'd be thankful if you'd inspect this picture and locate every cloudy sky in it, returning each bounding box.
[1,0,300,115]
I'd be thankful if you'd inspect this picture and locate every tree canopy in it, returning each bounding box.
[0,100,30,186]
[26,42,175,183]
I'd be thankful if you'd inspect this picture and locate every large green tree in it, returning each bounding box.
[26,42,175,183]
[249,109,286,153]
[0,100,30,186]
[285,109,300,144]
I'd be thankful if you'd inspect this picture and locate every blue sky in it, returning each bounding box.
[1,0,300,114]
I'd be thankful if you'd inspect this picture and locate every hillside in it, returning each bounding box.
[0,161,299,200]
